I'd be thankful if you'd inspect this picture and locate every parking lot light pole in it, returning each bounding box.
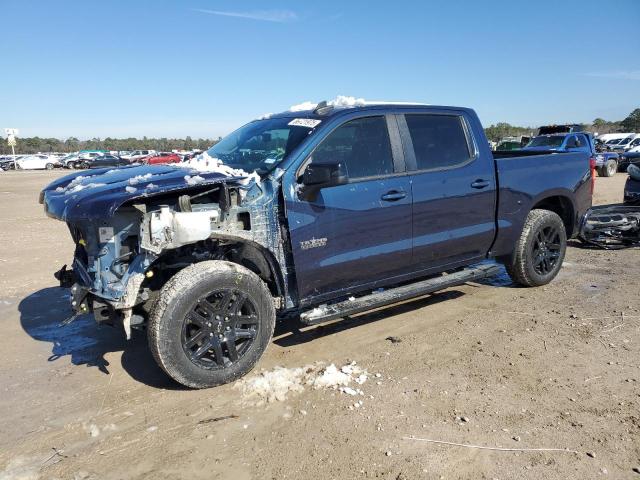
[5,128,19,170]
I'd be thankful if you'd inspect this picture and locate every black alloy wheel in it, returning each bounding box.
[182,289,259,368]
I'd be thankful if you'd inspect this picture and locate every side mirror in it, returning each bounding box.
[299,160,348,201]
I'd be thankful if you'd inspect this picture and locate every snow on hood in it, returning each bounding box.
[40,163,251,222]
[177,151,261,186]
[289,95,367,112]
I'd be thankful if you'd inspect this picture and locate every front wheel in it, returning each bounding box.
[45,163,54,170]
[148,261,275,388]
[504,209,567,287]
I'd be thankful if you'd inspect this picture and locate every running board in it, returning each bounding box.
[299,263,501,326]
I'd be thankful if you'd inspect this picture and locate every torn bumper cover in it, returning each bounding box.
[579,205,640,249]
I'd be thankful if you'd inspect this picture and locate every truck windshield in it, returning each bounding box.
[206,117,317,175]
[526,136,565,148]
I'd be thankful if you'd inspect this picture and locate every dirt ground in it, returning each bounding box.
[0,169,638,480]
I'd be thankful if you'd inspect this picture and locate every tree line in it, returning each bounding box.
[484,107,640,142]
[0,136,220,155]
[2,108,639,154]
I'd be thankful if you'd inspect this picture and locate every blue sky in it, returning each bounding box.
[1,0,639,139]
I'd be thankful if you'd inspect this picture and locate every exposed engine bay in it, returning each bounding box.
[46,169,294,338]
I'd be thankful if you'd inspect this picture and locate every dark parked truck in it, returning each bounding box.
[40,102,593,388]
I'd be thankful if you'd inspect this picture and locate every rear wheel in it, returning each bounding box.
[601,159,617,177]
[148,261,275,388]
[45,163,54,170]
[504,209,566,287]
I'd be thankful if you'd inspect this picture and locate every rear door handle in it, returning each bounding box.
[381,190,407,201]
[471,179,490,189]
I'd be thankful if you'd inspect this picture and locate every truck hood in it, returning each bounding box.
[40,164,249,222]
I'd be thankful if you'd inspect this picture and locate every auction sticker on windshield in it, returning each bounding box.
[288,118,322,128]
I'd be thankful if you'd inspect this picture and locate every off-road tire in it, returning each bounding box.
[148,260,275,388]
[504,209,566,287]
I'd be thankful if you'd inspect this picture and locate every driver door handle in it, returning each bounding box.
[471,179,490,189]
[381,190,407,201]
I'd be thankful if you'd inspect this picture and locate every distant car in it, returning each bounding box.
[618,152,640,172]
[523,132,593,153]
[84,154,130,169]
[16,154,60,170]
[624,164,640,205]
[611,134,639,152]
[496,140,522,151]
[60,153,82,169]
[594,152,620,177]
[123,150,157,162]
[140,152,181,165]
[627,137,640,152]
[0,157,16,171]
[78,152,104,162]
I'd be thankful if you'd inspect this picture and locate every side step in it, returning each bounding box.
[299,263,501,326]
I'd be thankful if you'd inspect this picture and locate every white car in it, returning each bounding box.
[597,133,634,143]
[122,149,157,162]
[16,154,60,170]
[627,137,640,153]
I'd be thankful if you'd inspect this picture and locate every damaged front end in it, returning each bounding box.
[41,165,292,338]
[579,205,640,249]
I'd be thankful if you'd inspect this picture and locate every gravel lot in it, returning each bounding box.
[0,170,638,479]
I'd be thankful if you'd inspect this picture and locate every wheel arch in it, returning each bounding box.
[148,237,288,303]
[531,194,576,237]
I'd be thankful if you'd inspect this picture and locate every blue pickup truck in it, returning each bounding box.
[523,132,619,177]
[41,102,593,388]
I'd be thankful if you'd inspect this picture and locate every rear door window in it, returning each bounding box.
[565,136,578,148]
[312,116,395,179]
[404,114,472,170]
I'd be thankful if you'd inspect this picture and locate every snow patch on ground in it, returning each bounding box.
[236,361,368,405]
[289,95,367,112]
[0,456,40,480]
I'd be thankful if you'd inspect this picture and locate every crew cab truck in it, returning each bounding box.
[40,102,593,388]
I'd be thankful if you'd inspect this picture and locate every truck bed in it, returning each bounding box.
[490,150,593,257]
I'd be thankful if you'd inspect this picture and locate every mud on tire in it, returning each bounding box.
[148,260,275,389]
[504,209,567,287]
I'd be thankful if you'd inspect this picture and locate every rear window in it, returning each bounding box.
[404,114,472,170]
[526,136,565,148]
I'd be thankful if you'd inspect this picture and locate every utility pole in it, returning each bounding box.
[4,128,19,169]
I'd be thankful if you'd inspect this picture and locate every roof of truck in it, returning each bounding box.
[262,98,471,121]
